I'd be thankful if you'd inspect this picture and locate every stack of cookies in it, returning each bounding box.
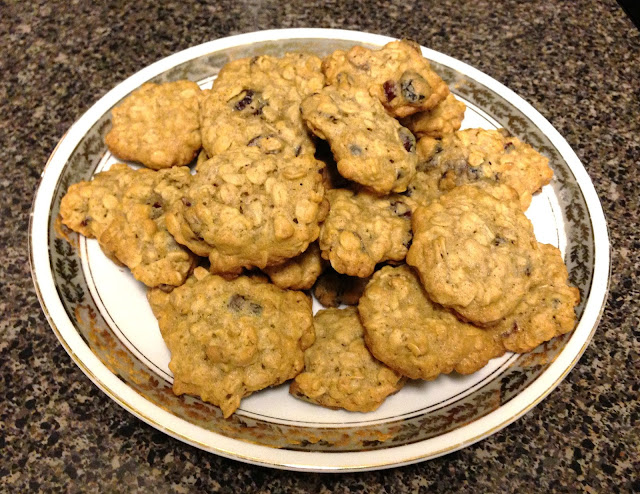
[59,40,579,418]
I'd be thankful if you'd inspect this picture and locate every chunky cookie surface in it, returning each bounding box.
[319,189,412,278]
[167,147,325,274]
[301,84,417,194]
[200,53,324,158]
[322,40,449,118]
[105,81,204,170]
[290,307,405,412]
[60,164,196,288]
[148,267,314,418]
[407,185,539,325]
[359,266,505,380]
[495,243,580,352]
[263,242,325,290]
[400,93,466,138]
[406,129,553,211]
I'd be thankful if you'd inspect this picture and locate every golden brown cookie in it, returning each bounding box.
[200,53,324,158]
[400,93,466,138]
[301,84,417,194]
[358,265,506,380]
[405,129,553,211]
[105,81,204,170]
[496,243,580,352]
[166,147,325,274]
[263,242,325,290]
[60,164,197,288]
[319,189,412,278]
[406,185,539,325]
[312,268,369,308]
[322,40,449,118]
[148,267,314,418]
[290,307,405,412]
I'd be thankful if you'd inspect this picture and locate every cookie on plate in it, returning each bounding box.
[405,129,553,211]
[406,185,539,325]
[105,81,205,170]
[148,267,315,418]
[60,164,197,288]
[319,189,412,278]
[312,268,370,308]
[400,93,466,139]
[496,243,580,352]
[166,147,325,274]
[358,265,506,380]
[290,307,405,412]
[263,242,325,290]
[301,84,417,194]
[322,40,449,118]
[200,53,324,158]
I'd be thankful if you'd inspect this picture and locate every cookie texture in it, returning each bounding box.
[358,266,505,380]
[200,53,324,158]
[406,185,539,325]
[301,84,417,194]
[290,307,405,412]
[148,267,315,418]
[496,243,580,352]
[319,189,412,278]
[401,93,466,138]
[167,147,325,274]
[406,129,553,211]
[263,242,325,290]
[60,164,196,288]
[322,40,449,118]
[105,81,204,170]
[312,268,369,308]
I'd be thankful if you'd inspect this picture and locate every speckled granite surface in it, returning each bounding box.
[2,0,639,492]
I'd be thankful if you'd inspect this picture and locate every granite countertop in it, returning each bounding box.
[2,0,639,491]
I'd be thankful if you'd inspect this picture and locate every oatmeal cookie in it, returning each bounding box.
[200,53,324,157]
[301,85,417,194]
[319,189,412,278]
[406,129,553,211]
[60,164,197,288]
[263,242,325,290]
[148,267,314,418]
[496,243,580,353]
[359,265,505,380]
[312,268,369,308]
[105,81,204,170]
[400,93,466,138]
[290,307,405,412]
[406,185,539,325]
[166,147,325,274]
[322,40,449,118]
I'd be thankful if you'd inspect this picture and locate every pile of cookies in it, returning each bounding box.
[59,40,579,418]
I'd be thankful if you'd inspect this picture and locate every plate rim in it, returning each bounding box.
[29,27,611,472]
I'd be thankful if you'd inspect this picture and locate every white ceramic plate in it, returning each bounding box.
[29,29,610,472]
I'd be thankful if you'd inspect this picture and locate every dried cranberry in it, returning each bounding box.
[398,128,416,153]
[233,90,254,111]
[383,80,398,102]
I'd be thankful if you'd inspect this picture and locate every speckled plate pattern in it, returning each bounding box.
[29,29,610,472]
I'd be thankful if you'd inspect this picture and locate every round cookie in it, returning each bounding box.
[358,265,505,380]
[290,307,405,412]
[166,147,325,274]
[60,164,197,288]
[148,267,315,418]
[406,185,539,325]
[319,189,412,278]
[322,40,449,118]
[495,243,580,353]
[301,84,417,194]
[105,81,204,170]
